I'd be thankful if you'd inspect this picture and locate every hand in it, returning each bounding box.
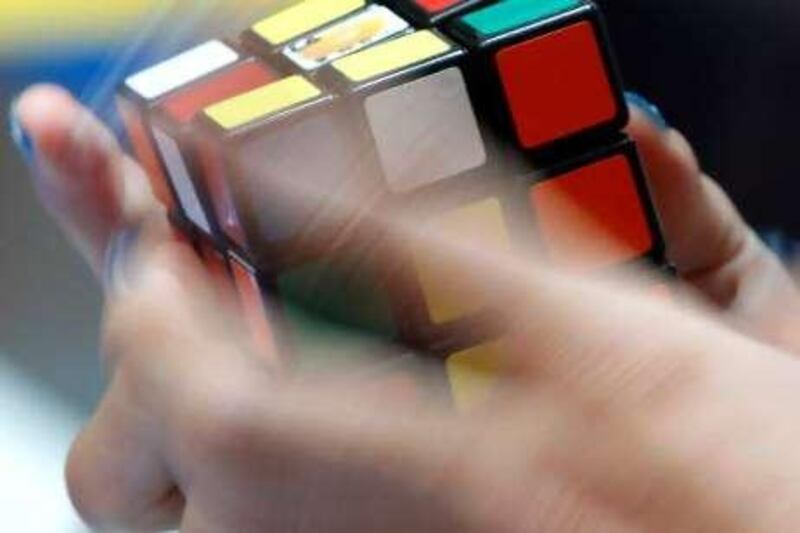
[12,84,800,531]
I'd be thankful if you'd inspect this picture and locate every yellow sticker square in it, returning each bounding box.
[332,30,453,83]
[447,341,503,410]
[252,0,365,46]
[203,75,321,131]
[411,198,511,324]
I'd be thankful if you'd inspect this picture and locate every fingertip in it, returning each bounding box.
[15,84,80,157]
[662,128,702,177]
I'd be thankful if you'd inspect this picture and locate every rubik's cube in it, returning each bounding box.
[118,0,668,408]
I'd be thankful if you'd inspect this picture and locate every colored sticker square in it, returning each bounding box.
[235,108,378,243]
[412,198,511,324]
[365,67,486,193]
[496,21,618,149]
[161,60,279,124]
[195,139,247,248]
[117,99,175,210]
[447,340,503,410]
[278,259,397,368]
[332,30,453,83]
[460,0,580,38]
[252,0,366,46]
[230,257,279,365]
[125,40,239,101]
[283,5,410,71]
[152,127,212,234]
[204,75,322,131]
[277,260,396,338]
[414,0,466,14]
[530,154,653,270]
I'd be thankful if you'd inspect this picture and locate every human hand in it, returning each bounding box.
[11,85,800,531]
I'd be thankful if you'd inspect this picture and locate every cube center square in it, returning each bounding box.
[118,0,670,405]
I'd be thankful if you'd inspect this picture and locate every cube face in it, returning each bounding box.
[147,59,281,241]
[117,40,252,222]
[193,75,341,254]
[120,0,671,407]
[530,150,655,271]
[496,21,618,149]
[364,66,486,193]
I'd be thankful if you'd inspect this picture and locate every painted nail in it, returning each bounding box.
[103,225,143,292]
[761,229,800,264]
[625,91,669,131]
[8,96,36,162]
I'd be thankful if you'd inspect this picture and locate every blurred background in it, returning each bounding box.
[0,0,797,530]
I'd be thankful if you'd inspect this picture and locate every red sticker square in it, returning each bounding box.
[161,60,278,124]
[496,21,618,149]
[530,154,653,270]
[414,0,463,13]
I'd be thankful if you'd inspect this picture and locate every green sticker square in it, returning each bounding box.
[460,0,582,38]
[278,258,397,366]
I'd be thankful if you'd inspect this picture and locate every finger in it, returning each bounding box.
[67,234,246,530]
[12,84,161,276]
[627,100,800,346]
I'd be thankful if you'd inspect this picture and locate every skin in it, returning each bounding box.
[13,84,800,532]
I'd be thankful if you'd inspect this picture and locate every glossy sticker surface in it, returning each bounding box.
[284,5,410,71]
[460,0,580,38]
[530,154,653,270]
[161,60,278,124]
[252,0,365,46]
[365,67,485,192]
[414,0,466,14]
[204,75,322,130]
[496,21,617,149]
[412,198,510,324]
[125,40,239,100]
[332,30,452,83]
[447,341,502,410]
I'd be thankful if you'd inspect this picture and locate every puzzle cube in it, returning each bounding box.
[120,0,670,407]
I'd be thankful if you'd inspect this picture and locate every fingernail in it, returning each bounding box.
[625,91,669,131]
[103,225,143,292]
[760,229,800,264]
[8,95,36,162]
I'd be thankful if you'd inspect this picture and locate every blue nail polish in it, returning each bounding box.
[8,96,35,162]
[103,225,142,291]
[760,229,800,264]
[625,91,669,131]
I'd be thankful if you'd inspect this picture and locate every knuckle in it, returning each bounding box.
[101,287,178,375]
[173,377,262,463]
[65,435,123,528]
